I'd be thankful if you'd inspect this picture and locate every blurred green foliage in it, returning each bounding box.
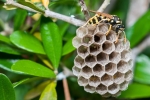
[0,0,150,100]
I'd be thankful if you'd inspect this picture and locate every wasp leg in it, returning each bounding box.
[105,24,112,35]
[115,32,120,43]
[123,31,127,43]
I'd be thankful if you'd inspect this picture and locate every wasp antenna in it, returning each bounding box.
[89,10,97,13]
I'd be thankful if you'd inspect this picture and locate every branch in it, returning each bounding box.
[78,0,90,21]
[63,79,71,100]
[97,0,110,12]
[5,0,85,26]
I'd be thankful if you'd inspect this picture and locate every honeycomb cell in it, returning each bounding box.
[78,76,88,86]
[97,52,109,65]
[105,63,117,75]
[117,60,128,73]
[96,84,107,95]
[85,54,96,67]
[124,40,130,50]
[112,91,121,97]
[121,50,131,61]
[77,45,89,58]
[74,56,85,68]
[89,75,100,87]
[72,36,82,48]
[128,59,133,69]
[82,35,94,46]
[88,29,95,35]
[89,43,101,55]
[106,30,117,42]
[102,41,115,54]
[102,93,111,97]
[84,84,95,93]
[76,26,88,38]
[108,83,119,94]
[93,64,104,77]
[81,65,92,78]
[113,72,124,84]
[115,40,124,52]
[125,70,133,81]
[101,74,113,86]
[120,81,129,90]
[72,66,81,76]
[98,24,108,33]
[109,52,121,63]
[94,32,106,44]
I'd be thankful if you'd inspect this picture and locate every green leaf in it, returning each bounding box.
[0,34,11,45]
[134,55,150,84]
[0,43,20,55]
[126,10,150,48]
[14,9,27,30]
[0,73,15,100]
[119,83,150,99]
[0,59,17,72]
[62,37,75,56]
[10,31,45,54]
[13,78,30,88]
[40,81,57,100]
[11,60,56,78]
[40,22,62,68]
[59,22,69,36]
[18,0,44,13]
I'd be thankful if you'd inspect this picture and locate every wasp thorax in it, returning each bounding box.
[72,23,133,97]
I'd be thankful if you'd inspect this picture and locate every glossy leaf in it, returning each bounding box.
[126,10,150,48]
[119,83,150,99]
[11,60,56,78]
[0,34,11,45]
[13,78,30,88]
[134,55,150,84]
[62,37,75,56]
[10,31,45,54]
[40,22,62,68]
[25,80,50,100]
[0,43,20,55]
[40,81,57,100]
[0,74,15,100]
[59,23,69,36]
[14,9,27,30]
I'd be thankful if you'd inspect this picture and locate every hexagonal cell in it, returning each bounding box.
[117,60,128,73]
[76,26,88,38]
[115,40,124,52]
[93,64,105,77]
[89,43,101,55]
[112,91,121,97]
[113,72,124,84]
[72,66,81,76]
[80,65,93,78]
[74,56,85,68]
[78,76,88,86]
[121,50,131,61]
[120,81,129,91]
[96,84,107,95]
[82,35,94,46]
[101,74,113,86]
[87,24,97,31]
[94,32,106,44]
[128,59,133,69]
[97,52,109,65]
[106,30,117,42]
[125,70,133,81]
[98,24,109,33]
[124,40,130,50]
[105,62,117,75]
[72,36,82,48]
[84,84,95,93]
[85,54,96,67]
[109,52,121,63]
[108,83,119,94]
[77,45,89,58]
[89,75,100,87]
[88,29,95,35]
[102,41,115,54]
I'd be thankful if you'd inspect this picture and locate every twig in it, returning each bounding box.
[78,0,90,21]
[5,0,85,26]
[63,79,71,100]
[97,0,110,12]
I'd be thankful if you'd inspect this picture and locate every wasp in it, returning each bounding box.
[83,11,126,43]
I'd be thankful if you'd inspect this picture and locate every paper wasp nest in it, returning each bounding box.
[72,23,133,97]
